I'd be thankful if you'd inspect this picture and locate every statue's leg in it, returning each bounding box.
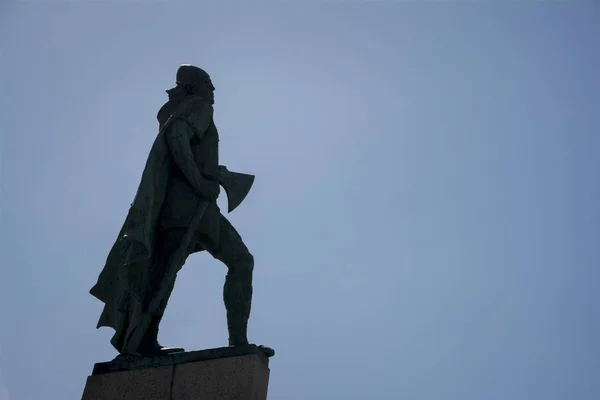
[208,215,254,347]
[139,228,189,353]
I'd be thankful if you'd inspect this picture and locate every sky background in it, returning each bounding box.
[1,1,599,399]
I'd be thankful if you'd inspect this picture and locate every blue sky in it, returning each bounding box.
[1,1,599,399]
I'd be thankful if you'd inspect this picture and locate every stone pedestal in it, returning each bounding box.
[82,344,274,400]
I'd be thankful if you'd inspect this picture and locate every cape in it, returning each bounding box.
[90,96,207,352]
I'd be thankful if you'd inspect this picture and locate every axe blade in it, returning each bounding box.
[217,168,255,213]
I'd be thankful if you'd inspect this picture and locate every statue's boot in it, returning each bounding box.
[137,315,185,356]
[224,257,253,347]
[228,321,249,347]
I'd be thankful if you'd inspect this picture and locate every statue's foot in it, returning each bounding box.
[228,335,249,348]
[226,342,275,358]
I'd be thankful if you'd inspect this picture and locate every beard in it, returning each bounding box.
[198,89,215,104]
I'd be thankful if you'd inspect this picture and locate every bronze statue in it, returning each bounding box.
[90,65,256,357]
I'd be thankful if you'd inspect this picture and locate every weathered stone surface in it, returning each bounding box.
[172,354,270,400]
[82,345,274,400]
[81,365,173,400]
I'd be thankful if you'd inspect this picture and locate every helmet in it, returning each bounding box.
[175,64,210,85]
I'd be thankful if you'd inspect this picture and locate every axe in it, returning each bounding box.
[212,165,255,213]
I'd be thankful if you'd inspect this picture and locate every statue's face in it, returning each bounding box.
[198,78,215,104]
[188,68,215,104]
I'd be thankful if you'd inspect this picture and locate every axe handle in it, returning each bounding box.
[122,201,210,355]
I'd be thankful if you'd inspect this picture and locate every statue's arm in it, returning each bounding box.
[165,113,218,200]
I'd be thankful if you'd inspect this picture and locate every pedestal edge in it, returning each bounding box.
[91,344,275,375]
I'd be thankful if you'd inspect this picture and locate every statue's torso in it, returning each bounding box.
[159,120,221,246]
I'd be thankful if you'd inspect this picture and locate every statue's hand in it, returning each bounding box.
[202,165,219,181]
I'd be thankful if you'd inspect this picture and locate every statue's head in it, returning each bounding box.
[167,64,215,104]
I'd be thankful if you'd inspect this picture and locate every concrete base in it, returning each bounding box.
[82,345,274,400]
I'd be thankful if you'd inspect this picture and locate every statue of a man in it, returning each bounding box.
[90,65,255,357]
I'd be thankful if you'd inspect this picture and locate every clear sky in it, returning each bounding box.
[1,1,599,399]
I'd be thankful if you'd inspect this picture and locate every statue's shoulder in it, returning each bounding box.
[180,96,213,117]
[177,97,214,135]
[158,96,214,137]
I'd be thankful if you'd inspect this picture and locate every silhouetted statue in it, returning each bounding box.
[90,65,256,357]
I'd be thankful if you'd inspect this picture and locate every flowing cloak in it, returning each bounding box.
[89,95,211,352]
